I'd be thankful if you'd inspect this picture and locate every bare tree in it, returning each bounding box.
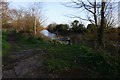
[9,2,45,36]
[0,0,11,29]
[28,2,45,36]
[10,8,40,33]
[64,0,117,47]
[10,8,25,31]
[97,0,106,47]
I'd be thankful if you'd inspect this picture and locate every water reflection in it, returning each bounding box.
[40,30,71,44]
[40,30,56,39]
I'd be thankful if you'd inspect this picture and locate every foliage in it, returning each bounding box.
[45,44,120,77]
[2,30,46,65]
[71,20,86,33]
[55,24,69,36]
[2,31,13,65]
[47,23,57,33]
[10,9,41,32]
[47,20,87,37]
[47,23,69,36]
[87,24,96,32]
[1,1,11,28]
[2,30,120,77]
[47,59,71,73]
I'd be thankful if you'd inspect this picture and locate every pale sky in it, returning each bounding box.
[8,0,119,2]
[9,0,119,27]
[9,1,90,27]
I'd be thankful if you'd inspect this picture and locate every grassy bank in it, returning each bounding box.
[43,44,120,77]
[2,31,13,65]
[2,30,48,65]
[2,31,120,77]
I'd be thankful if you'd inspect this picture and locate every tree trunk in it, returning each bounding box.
[94,0,97,29]
[97,0,106,48]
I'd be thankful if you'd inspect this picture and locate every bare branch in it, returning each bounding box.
[87,0,94,7]
[81,1,94,14]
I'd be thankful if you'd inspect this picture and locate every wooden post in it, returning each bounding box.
[52,37,56,45]
[34,17,37,36]
[67,37,71,45]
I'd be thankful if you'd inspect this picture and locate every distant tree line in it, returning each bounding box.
[47,19,119,47]
[47,20,87,36]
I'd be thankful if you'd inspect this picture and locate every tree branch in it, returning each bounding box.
[81,1,94,14]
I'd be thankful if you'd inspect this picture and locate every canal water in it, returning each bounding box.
[40,30,56,40]
[40,30,70,44]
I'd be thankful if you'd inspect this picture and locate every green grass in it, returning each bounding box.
[2,30,120,77]
[0,38,2,57]
[2,30,44,65]
[44,44,120,77]
[2,31,13,65]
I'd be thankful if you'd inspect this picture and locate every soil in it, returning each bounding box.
[2,33,57,78]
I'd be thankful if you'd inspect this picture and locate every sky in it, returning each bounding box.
[43,2,86,25]
[9,0,119,27]
[9,1,90,27]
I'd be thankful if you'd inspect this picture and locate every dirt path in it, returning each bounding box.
[3,49,49,78]
[2,33,57,78]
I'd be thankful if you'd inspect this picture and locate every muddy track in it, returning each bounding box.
[2,47,51,78]
[2,33,57,78]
